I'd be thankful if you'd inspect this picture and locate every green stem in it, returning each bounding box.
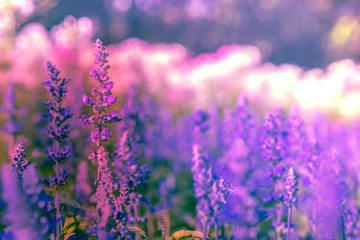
[276,202,283,240]
[214,219,218,240]
[286,205,291,240]
[134,202,140,240]
[202,218,207,240]
[55,160,60,240]
[341,214,346,240]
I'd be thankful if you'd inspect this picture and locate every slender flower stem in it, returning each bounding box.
[214,220,219,240]
[162,231,165,240]
[202,218,207,240]
[341,214,346,240]
[55,140,61,240]
[286,205,291,240]
[276,202,282,240]
[134,202,140,240]
[42,61,72,240]
[221,224,226,240]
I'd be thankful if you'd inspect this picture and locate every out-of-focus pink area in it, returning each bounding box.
[1,14,360,118]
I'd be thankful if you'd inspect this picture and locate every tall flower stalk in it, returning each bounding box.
[117,85,150,233]
[260,108,288,240]
[209,177,233,240]
[284,167,298,240]
[81,39,120,179]
[80,39,122,239]
[157,216,167,240]
[42,61,73,240]
[11,143,30,182]
[192,144,213,240]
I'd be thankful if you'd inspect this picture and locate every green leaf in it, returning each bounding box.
[170,230,210,240]
[128,226,149,239]
[59,217,86,240]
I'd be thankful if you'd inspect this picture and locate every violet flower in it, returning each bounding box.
[81,39,128,239]
[42,61,73,240]
[157,216,167,240]
[80,39,120,177]
[260,108,289,239]
[114,131,149,225]
[192,144,213,240]
[1,163,50,240]
[11,143,30,181]
[284,167,298,240]
[209,177,233,240]
[116,85,150,228]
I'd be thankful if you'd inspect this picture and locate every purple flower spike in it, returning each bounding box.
[284,167,298,206]
[103,81,114,92]
[42,61,73,240]
[42,61,71,104]
[90,39,111,84]
[11,143,30,181]
[103,96,117,107]
[83,95,95,107]
[157,216,167,232]
[81,40,126,238]
[81,39,121,147]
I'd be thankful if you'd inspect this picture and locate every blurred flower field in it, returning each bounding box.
[1,0,360,240]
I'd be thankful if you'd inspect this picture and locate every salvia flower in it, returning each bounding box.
[43,171,69,191]
[80,39,121,165]
[80,40,128,238]
[119,84,147,156]
[261,108,288,166]
[1,164,38,240]
[260,108,288,182]
[11,143,30,180]
[42,61,73,240]
[157,216,167,232]
[232,96,252,143]
[192,144,213,239]
[94,146,114,232]
[191,108,210,135]
[114,131,150,225]
[1,164,49,240]
[42,62,73,142]
[284,167,298,206]
[210,177,233,217]
[192,144,213,201]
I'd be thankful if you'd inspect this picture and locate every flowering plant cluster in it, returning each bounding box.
[0,38,358,240]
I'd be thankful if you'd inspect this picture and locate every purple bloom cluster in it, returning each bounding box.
[11,143,30,180]
[191,109,210,135]
[42,61,73,240]
[81,39,121,147]
[284,167,297,207]
[3,36,358,240]
[115,84,151,227]
[42,62,73,142]
[157,216,167,232]
[192,144,213,223]
[261,108,288,169]
[81,39,134,239]
[115,131,149,224]
[43,171,69,190]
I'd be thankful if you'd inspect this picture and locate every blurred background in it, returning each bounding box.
[2,0,360,119]
[2,0,360,67]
